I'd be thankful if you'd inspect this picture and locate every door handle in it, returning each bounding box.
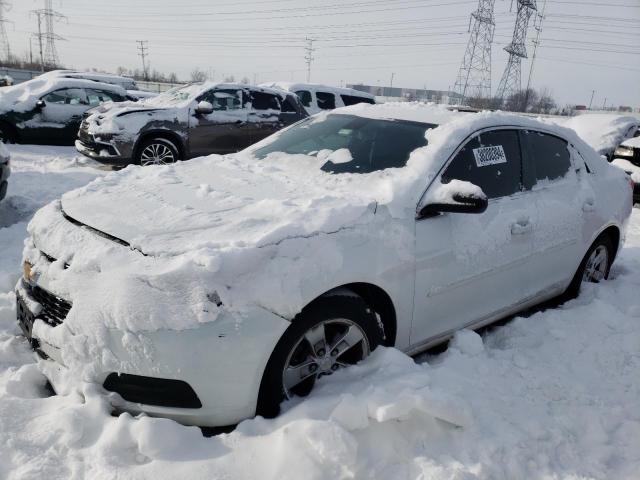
[583,199,595,212]
[511,219,532,235]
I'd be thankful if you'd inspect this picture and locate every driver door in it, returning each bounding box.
[188,88,250,157]
[35,88,90,145]
[411,128,538,345]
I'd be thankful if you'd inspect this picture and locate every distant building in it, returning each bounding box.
[347,84,462,103]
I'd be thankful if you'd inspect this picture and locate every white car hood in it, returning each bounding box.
[60,155,377,256]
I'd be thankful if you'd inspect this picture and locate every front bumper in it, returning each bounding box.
[75,139,133,167]
[16,281,291,427]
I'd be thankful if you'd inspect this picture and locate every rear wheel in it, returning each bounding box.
[136,137,179,166]
[565,234,614,299]
[256,295,382,418]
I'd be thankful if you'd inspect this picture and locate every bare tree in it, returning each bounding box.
[190,68,207,83]
[223,75,236,83]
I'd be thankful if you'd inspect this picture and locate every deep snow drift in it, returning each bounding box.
[0,144,639,479]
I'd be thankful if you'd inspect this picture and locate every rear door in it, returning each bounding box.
[247,90,283,144]
[520,129,586,295]
[412,128,538,344]
[188,87,250,157]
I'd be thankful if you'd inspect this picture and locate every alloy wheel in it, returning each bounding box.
[582,245,609,283]
[282,318,370,399]
[140,143,176,166]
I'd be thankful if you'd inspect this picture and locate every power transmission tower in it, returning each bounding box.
[453,0,496,104]
[0,1,12,62]
[495,0,537,105]
[31,0,66,70]
[524,0,547,106]
[136,40,149,80]
[304,37,315,83]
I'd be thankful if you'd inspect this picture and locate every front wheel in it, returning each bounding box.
[565,234,614,299]
[136,137,180,166]
[257,295,382,418]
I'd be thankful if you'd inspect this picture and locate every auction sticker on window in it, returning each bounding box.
[473,145,507,167]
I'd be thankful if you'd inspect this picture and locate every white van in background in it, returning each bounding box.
[261,82,375,115]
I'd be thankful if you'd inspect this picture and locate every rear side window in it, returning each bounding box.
[294,90,312,107]
[251,91,280,111]
[442,129,522,199]
[316,91,336,110]
[522,130,571,183]
[341,94,374,106]
[281,95,298,113]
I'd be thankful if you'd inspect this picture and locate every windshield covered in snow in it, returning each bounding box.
[144,83,204,107]
[253,114,433,173]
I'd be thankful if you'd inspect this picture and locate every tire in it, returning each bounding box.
[135,137,180,166]
[0,122,17,144]
[564,234,614,299]
[256,295,382,418]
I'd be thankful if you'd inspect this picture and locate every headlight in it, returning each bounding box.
[614,146,634,157]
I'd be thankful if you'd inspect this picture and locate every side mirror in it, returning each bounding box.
[195,100,214,115]
[419,181,488,218]
[35,99,46,109]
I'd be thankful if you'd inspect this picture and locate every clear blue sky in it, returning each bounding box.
[5,0,640,108]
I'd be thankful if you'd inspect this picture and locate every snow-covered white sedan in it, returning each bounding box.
[16,104,633,427]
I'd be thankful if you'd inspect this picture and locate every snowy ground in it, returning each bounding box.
[0,145,639,479]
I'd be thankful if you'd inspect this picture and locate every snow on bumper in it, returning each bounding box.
[18,278,290,426]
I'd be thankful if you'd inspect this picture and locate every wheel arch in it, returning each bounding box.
[301,282,397,347]
[0,119,19,143]
[134,129,186,160]
[592,223,621,262]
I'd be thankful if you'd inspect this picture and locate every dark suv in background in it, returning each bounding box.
[75,82,308,166]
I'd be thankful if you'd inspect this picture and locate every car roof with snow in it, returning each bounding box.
[260,82,376,99]
[562,113,639,155]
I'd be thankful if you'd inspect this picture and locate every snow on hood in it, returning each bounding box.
[60,154,378,256]
[562,114,639,155]
[0,76,126,114]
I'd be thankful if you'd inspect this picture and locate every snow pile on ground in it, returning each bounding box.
[562,114,638,156]
[1,144,639,478]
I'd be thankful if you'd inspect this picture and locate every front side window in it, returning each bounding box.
[294,90,312,107]
[442,129,522,199]
[42,88,88,105]
[341,94,375,106]
[316,91,336,110]
[199,89,243,111]
[251,91,280,111]
[253,114,432,174]
[522,130,571,183]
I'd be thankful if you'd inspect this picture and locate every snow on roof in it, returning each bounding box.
[260,81,375,99]
[562,113,639,155]
[0,76,126,113]
[620,135,640,149]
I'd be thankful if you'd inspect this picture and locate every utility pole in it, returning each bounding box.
[0,0,12,63]
[390,72,395,89]
[496,0,537,109]
[524,0,546,108]
[588,90,595,110]
[304,37,315,83]
[602,97,607,110]
[136,40,149,81]
[453,0,496,105]
[31,0,65,70]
